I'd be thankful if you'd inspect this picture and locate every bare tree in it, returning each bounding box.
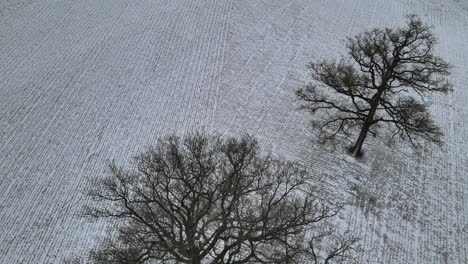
[296,15,452,157]
[83,133,357,263]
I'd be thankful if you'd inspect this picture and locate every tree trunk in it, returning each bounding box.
[352,123,370,157]
[352,90,383,157]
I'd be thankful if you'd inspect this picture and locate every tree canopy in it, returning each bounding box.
[296,15,452,156]
[83,133,358,263]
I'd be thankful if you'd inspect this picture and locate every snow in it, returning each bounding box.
[0,0,467,263]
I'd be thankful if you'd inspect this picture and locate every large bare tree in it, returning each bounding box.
[296,15,452,157]
[83,133,358,264]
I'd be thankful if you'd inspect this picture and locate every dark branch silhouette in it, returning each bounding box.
[308,231,360,264]
[296,15,452,157]
[83,133,357,263]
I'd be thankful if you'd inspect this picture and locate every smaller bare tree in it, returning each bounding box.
[308,231,360,264]
[83,133,358,263]
[296,15,452,157]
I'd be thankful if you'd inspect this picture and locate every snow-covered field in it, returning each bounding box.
[0,0,467,263]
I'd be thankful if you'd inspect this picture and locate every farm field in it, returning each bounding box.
[0,0,467,263]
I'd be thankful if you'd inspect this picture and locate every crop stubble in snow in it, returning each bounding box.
[0,0,467,263]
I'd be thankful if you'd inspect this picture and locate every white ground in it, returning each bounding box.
[0,0,467,263]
